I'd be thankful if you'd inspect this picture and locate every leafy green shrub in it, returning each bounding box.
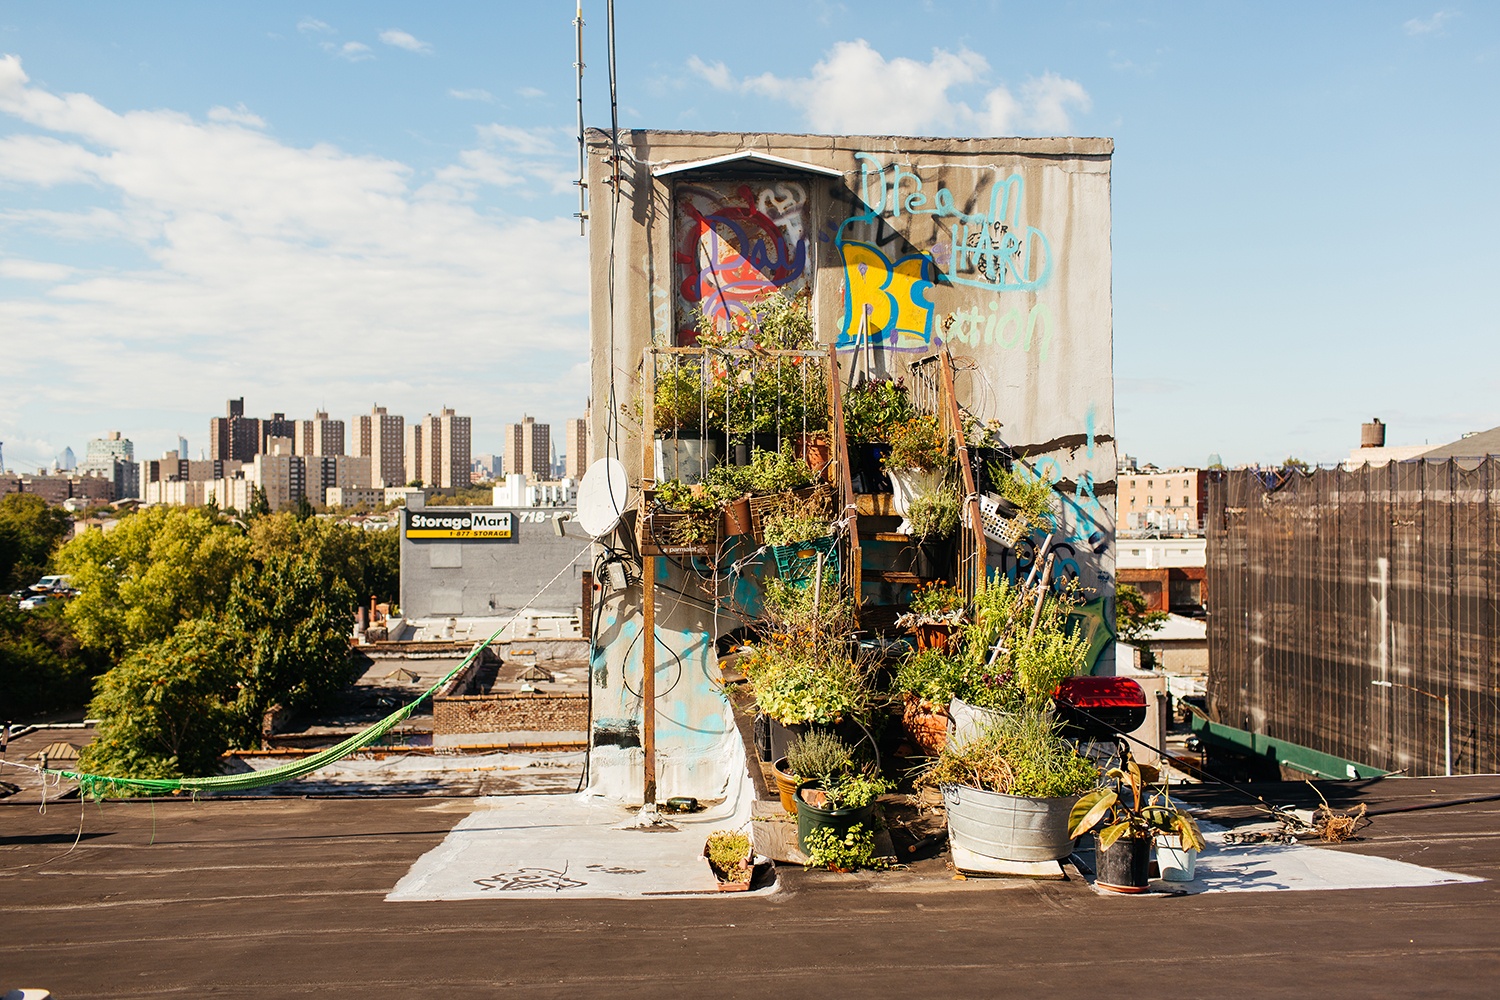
[803,823,892,872]
[987,459,1057,529]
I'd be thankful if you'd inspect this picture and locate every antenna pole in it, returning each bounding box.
[607,0,619,189]
[573,4,587,236]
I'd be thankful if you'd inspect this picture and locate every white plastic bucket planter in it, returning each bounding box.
[1155,834,1198,881]
[654,437,721,484]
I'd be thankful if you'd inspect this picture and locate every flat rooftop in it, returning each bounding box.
[3,775,1498,996]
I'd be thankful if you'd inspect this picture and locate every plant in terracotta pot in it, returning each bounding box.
[918,708,1100,865]
[1067,747,1205,893]
[896,580,966,650]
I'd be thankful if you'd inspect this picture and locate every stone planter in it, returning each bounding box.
[941,783,1082,863]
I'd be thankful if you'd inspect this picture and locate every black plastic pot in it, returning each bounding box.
[1095,834,1152,893]
[794,780,876,855]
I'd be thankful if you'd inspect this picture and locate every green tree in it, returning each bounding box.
[294,493,316,520]
[247,486,270,518]
[78,617,241,781]
[56,506,249,661]
[1115,584,1169,668]
[223,551,357,739]
[246,513,399,607]
[0,600,106,720]
[1282,456,1310,471]
[0,493,73,592]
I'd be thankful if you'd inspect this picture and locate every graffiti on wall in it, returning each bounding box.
[673,181,811,343]
[833,152,1055,352]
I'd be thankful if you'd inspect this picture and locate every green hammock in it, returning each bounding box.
[51,617,536,798]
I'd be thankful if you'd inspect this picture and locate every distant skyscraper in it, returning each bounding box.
[404,423,424,486]
[352,405,404,488]
[80,431,139,499]
[295,411,345,457]
[210,398,262,462]
[504,415,551,481]
[59,446,77,471]
[564,416,588,479]
[418,408,472,489]
[177,435,188,459]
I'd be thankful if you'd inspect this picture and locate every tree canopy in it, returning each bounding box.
[57,505,249,661]
[0,493,73,592]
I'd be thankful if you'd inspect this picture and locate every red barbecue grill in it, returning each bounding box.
[1052,677,1147,739]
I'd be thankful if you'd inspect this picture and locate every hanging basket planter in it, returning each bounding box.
[638,490,719,557]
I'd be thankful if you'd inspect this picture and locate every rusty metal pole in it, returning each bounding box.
[641,348,658,806]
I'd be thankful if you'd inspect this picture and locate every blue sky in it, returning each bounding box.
[1,2,1496,472]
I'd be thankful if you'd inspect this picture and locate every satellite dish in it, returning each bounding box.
[576,458,631,538]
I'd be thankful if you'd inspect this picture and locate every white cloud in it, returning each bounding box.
[380,29,432,55]
[478,123,559,156]
[207,103,265,128]
[449,88,494,102]
[1404,10,1458,36]
[693,39,1091,136]
[685,56,733,91]
[517,86,545,99]
[324,41,373,62]
[0,54,588,470]
[297,18,334,34]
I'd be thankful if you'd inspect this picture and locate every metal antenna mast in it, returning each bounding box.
[573,4,587,236]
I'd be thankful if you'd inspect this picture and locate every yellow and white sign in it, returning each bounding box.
[405,510,513,539]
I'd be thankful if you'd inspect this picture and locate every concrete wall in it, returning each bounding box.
[398,504,590,618]
[583,130,1116,802]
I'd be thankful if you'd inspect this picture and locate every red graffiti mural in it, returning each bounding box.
[673,181,810,343]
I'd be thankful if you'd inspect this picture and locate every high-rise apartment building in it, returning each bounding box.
[437,408,471,489]
[305,455,373,503]
[504,415,550,482]
[210,398,262,462]
[250,439,305,511]
[295,411,345,458]
[404,423,424,486]
[79,431,139,499]
[352,405,405,488]
[564,416,589,479]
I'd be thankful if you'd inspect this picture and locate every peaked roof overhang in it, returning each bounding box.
[652,150,843,179]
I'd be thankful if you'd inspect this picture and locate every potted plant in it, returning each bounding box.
[841,378,914,493]
[906,481,960,577]
[882,414,951,524]
[1067,748,1206,893]
[941,575,1089,746]
[743,579,873,760]
[980,458,1057,548]
[775,729,854,815]
[896,580,966,651]
[791,737,893,856]
[651,359,721,483]
[892,647,965,755]
[642,479,719,554]
[703,829,757,890]
[918,710,1100,864]
[700,462,754,537]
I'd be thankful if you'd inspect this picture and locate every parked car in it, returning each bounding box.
[29,574,74,594]
[19,593,53,610]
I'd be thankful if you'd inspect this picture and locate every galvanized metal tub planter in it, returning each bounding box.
[941,784,1081,863]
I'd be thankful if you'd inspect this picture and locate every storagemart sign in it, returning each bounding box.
[404,509,513,539]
